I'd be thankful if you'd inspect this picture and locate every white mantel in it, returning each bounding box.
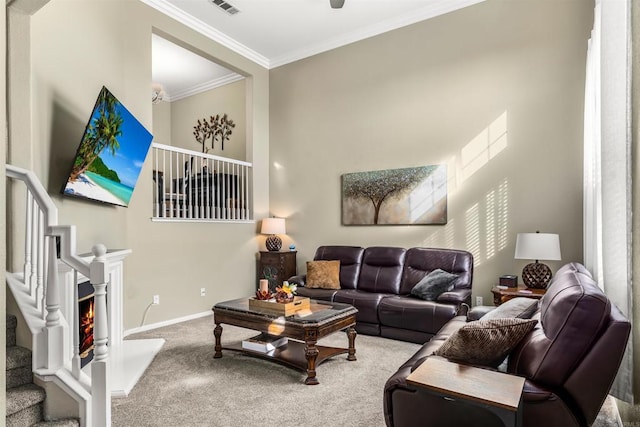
[58,249,164,397]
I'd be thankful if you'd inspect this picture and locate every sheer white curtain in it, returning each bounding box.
[583,1,603,287]
[583,0,633,403]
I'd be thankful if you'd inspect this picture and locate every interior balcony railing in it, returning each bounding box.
[151,143,253,222]
[6,164,111,427]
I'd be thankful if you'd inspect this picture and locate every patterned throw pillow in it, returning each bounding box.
[306,260,341,289]
[410,269,459,301]
[434,318,538,367]
[482,297,539,321]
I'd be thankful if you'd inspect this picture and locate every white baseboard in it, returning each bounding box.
[124,311,213,337]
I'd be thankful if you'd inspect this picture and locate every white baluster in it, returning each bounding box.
[37,210,44,312]
[154,148,159,218]
[247,165,252,220]
[240,166,245,220]
[42,236,64,371]
[215,159,220,219]
[30,200,38,297]
[163,148,168,218]
[168,148,173,218]
[90,244,110,427]
[42,235,49,319]
[71,270,82,380]
[24,192,33,291]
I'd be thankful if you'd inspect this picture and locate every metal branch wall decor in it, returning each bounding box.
[193,113,236,153]
[342,165,447,225]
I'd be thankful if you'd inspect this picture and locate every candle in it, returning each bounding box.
[259,279,269,293]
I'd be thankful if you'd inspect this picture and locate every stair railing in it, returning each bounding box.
[6,164,110,427]
[151,143,253,221]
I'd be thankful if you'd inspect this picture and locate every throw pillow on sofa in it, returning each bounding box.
[481,297,539,321]
[434,318,537,367]
[410,269,458,301]
[306,260,341,289]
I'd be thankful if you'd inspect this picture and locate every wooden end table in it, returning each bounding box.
[259,251,297,290]
[212,298,357,385]
[491,285,546,306]
[407,357,525,427]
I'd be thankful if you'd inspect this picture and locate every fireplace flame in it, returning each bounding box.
[79,298,95,356]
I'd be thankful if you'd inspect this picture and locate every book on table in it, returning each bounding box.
[242,333,288,353]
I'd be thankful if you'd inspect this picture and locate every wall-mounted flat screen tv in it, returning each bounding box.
[62,86,153,207]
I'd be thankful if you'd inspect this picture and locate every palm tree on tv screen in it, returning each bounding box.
[69,88,123,182]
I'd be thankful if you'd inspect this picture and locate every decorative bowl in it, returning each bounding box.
[274,292,294,303]
[255,290,272,300]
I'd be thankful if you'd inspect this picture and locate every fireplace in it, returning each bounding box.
[58,249,165,398]
[78,281,96,368]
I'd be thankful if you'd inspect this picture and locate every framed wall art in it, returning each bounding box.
[342,165,447,225]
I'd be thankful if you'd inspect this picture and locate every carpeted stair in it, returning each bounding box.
[6,314,80,427]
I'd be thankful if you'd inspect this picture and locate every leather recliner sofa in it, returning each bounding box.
[383,262,631,427]
[290,245,474,344]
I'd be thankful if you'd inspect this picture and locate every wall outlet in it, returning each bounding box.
[200,288,206,297]
[153,295,160,305]
[475,296,483,306]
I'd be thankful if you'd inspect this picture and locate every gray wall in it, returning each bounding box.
[170,80,246,161]
[269,0,593,304]
[152,100,172,147]
[8,0,270,330]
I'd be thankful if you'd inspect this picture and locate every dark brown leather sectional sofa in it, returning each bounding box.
[383,262,631,427]
[290,245,474,344]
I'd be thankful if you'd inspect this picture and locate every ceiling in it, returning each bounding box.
[152,34,244,102]
[148,0,484,101]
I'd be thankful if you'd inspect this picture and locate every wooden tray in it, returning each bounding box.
[248,296,310,316]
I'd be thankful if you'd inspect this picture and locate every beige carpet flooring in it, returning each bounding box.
[112,315,621,427]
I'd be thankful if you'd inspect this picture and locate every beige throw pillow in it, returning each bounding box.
[482,297,539,321]
[434,318,537,367]
[306,260,341,289]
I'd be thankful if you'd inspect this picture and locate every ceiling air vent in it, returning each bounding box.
[209,0,240,15]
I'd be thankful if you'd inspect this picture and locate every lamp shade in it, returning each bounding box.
[261,217,286,235]
[514,233,561,261]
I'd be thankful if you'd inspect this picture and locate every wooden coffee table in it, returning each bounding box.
[212,298,358,385]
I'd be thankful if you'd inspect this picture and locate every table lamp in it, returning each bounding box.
[514,232,561,289]
[261,217,286,252]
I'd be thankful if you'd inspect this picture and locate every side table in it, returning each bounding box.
[406,357,525,427]
[491,285,546,306]
[259,251,297,291]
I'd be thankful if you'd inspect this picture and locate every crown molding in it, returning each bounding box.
[269,0,486,68]
[140,0,270,68]
[166,73,245,102]
[142,0,485,70]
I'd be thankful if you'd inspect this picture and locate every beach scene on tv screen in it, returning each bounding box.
[63,87,153,207]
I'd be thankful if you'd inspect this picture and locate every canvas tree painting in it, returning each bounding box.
[342,165,447,225]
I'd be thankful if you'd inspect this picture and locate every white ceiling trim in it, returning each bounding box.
[140,0,270,68]
[269,0,486,68]
[166,73,245,102]
[141,0,485,70]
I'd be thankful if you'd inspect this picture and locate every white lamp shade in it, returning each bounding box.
[261,217,286,235]
[515,233,561,261]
